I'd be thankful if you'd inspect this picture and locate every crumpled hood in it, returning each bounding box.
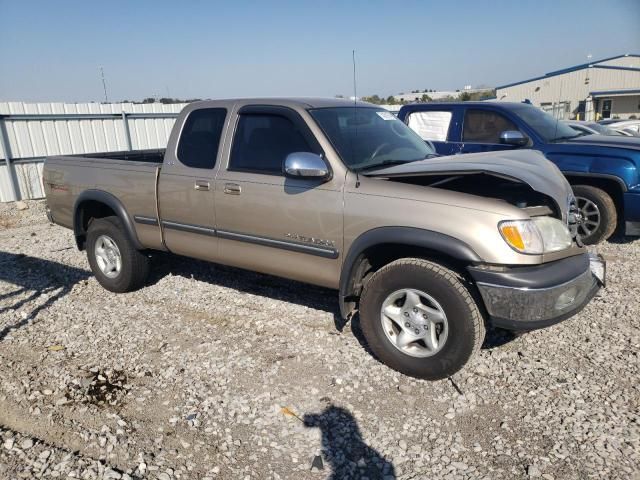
[363,149,574,217]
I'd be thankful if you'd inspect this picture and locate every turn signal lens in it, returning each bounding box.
[499,220,544,254]
[500,225,525,251]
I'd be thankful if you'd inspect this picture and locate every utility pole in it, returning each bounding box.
[100,66,109,103]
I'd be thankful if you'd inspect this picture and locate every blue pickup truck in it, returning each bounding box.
[398,101,640,244]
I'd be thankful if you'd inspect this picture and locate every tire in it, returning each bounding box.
[86,216,150,293]
[359,258,485,380]
[572,185,617,245]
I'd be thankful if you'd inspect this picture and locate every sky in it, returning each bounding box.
[0,0,638,103]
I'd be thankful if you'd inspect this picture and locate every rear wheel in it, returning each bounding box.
[572,185,617,245]
[359,258,485,380]
[86,216,150,292]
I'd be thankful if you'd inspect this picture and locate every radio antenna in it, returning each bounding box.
[352,50,357,106]
[352,49,361,188]
[99,66,109,103]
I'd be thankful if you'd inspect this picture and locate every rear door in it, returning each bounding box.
[157,107,228,261]
[214,105,343,288]
[458,107,523,154]
[404,107,461,155]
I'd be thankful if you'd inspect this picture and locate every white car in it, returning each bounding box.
[608,119,640,136]
[563,120,624,136]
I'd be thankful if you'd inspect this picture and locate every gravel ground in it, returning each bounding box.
[0,200,638,480]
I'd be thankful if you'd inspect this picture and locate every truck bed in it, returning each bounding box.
[43,150,164,237]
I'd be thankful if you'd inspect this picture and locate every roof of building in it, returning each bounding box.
[496,54,640,90]
[589,88,640,97]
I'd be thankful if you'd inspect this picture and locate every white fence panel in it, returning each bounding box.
[0,101,186,202]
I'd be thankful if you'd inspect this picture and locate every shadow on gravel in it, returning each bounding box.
[149,251,346,324]
[304,405,396,479]
[481,327,519,350]
[0,251,90,340]
[607,235,638,245]
[149,253,519,355]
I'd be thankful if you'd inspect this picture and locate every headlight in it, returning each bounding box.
[499,217,572,254]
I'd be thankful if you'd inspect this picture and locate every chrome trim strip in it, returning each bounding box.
[133,215,159,226]
[135,217,339,259]
[217,229,339,259]
[162,220,216,236]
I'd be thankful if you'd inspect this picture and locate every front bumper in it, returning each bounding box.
[469,253,605,330]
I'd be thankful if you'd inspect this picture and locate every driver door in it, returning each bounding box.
[214,105,344,288]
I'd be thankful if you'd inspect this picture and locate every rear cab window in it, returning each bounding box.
[177,108,227,169]
[406,111,453,141]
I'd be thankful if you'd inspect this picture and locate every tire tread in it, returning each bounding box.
[359,258,485,379]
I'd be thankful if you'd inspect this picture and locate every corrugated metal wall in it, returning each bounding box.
[0,102,186,202]
[495,67,640,120]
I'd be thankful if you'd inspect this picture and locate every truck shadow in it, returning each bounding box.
[0,251,91,341]
[303,404,396,479]
[149,252,515,353]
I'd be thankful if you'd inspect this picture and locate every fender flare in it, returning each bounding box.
[562,171,628,192]
[338,227,481,319]
[73,189,143,250]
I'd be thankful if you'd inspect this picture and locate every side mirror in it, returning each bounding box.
[283,152,330,180]
[499,130,529,147]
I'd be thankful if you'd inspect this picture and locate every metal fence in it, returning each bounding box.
[0,102,186,202]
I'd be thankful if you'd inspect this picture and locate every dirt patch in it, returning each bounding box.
[65,368,130,408]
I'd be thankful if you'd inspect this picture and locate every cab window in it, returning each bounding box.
[406,111,452,141]
[229,114,312,174]
[177,108,227,169]
[462,109,519,144]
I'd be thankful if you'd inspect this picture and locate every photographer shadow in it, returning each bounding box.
[303,404,395,480]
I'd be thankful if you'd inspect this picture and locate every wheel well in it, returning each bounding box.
[343,243,470,304]
[75,201,117,249]
[565,176,624,223]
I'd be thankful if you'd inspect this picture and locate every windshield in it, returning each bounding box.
[309,107,436,171]
[512,104,582,142]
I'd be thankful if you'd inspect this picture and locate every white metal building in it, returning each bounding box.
[0,102,186,202]
[495,54,640,121]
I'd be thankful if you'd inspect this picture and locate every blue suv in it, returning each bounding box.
[398,102,640,244]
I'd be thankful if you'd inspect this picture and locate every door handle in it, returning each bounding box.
[224,183,241,195]
[195,180,210,191]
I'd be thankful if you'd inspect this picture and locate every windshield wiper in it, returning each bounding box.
[354,160,412,172]
[550,134,582,142]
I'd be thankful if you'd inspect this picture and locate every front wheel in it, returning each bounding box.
[359,258,485,380]
[572,185,617,245]
[86,216,150,293]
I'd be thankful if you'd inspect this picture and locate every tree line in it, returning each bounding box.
[358,89,496,105]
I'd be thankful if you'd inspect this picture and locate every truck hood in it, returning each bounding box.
[564,134,640,151]
[362,149,573,216]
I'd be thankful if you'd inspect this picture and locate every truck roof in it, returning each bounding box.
[400,101,529,110]
[189,97,376,110]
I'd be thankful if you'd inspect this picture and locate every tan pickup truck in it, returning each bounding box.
[43,98,605,379]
